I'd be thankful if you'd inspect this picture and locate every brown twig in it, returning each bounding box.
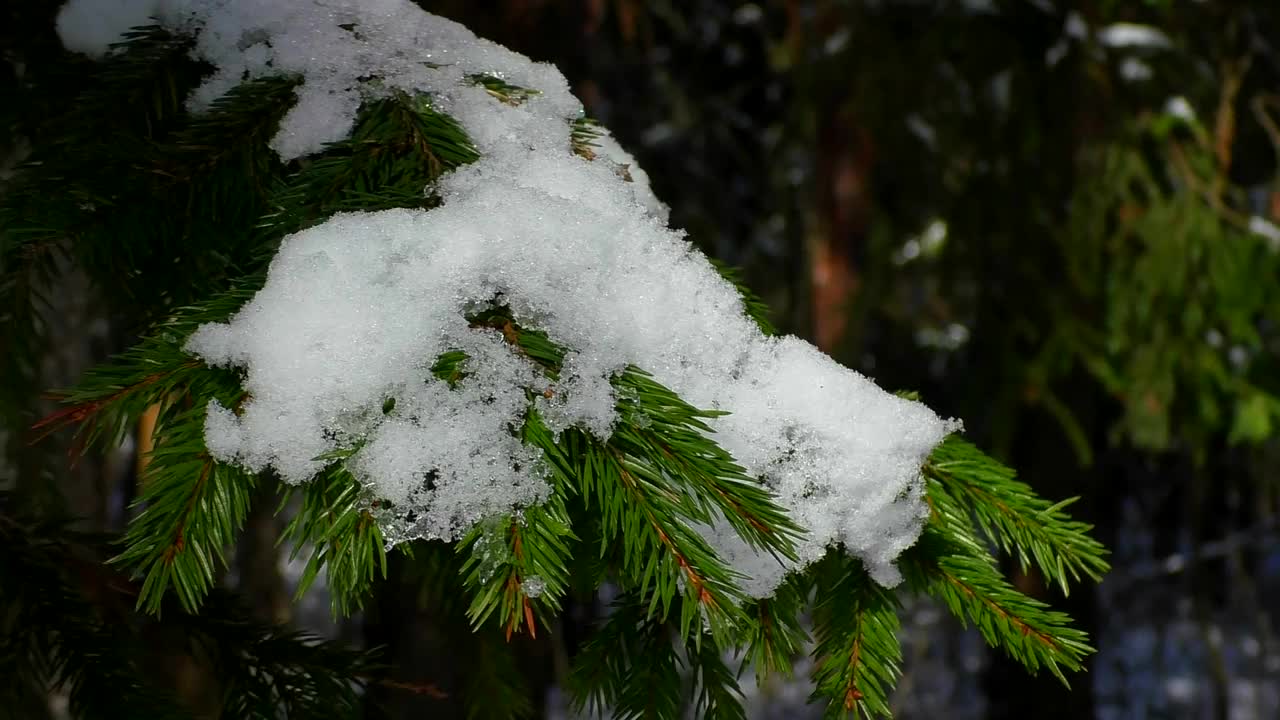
[1211,55,1252,200]
[842,609,866,709]
[370,677,449,699]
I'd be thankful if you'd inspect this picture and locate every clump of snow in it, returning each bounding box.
[56,0,161,58]
[591,127,669,224]
[67,0,960,593]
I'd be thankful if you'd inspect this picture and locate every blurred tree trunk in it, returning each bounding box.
[236,479,290,625]
[363,554,463,719]
[810,107,872,352]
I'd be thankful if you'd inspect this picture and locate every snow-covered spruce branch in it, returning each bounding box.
[12,1,1113,716]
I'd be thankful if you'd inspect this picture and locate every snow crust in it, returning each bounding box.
[62,0,959,595]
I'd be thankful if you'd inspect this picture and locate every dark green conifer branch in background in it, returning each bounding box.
[689,631,749,720]
[1,499,191,719]
[0,492,383,719]
[739,577,809,676]
[3,24,1112,720]
[566,597,685,720]
[404,541,538,719]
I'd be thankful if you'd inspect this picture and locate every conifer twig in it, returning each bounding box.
[900,527,1094,683]
[924,436,1110,593]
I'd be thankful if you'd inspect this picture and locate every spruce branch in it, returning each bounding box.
[446,312,792,641]
[2,8,1120,719]
[7,68,296,318]
[460,628,535,720]
[465,314,799,639]
[279,465,389,616]
[37,286,252,452]
[809,555,902,720]
[3,25,203,203]
[0,231,67,469]
[257,91,479,250]
[688,633,748,720]
[193,594,380,719]
[112,403,255,615]
[43,88,481,450]
[470,74,541,106]
[506,320,800,560]
[60,26,205,143]
[610,440,747,640]
[739,576,809,677]
[1,492,381,720]
[612,369,802,560]
[899,527,1095,684]
[924,436,1110,594]
[116,74,300,288]
[1,504,191,720]
[567,597,684,720]
[527,412,746,638]
[16,28,1111,717]
[558,424,747,638]
[458,438,577,639]
[159,75,299,183]
[572,116,604,160]
[0,25,204,415]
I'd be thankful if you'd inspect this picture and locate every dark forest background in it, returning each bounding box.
[3,1,1279,718]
